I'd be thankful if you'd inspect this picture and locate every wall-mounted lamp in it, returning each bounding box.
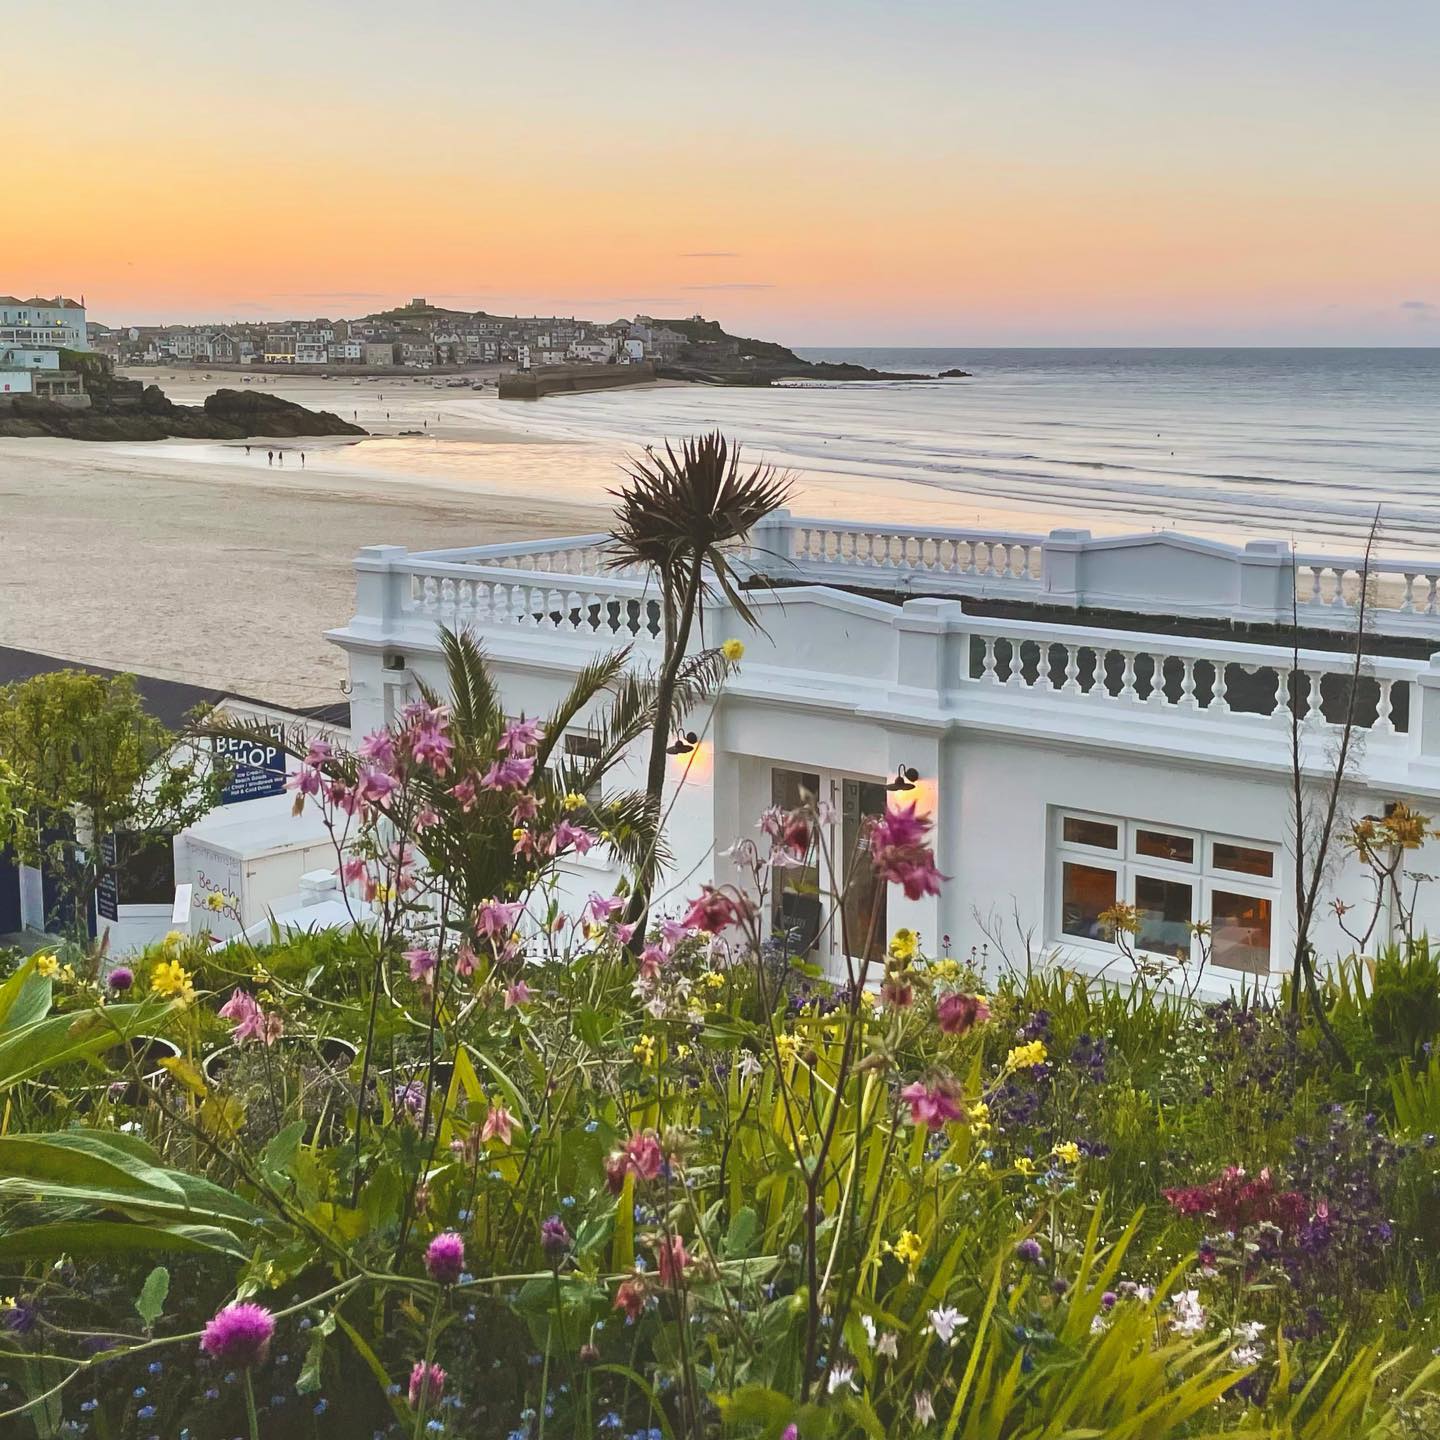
[666,731,699,757]
[885,765,920,794]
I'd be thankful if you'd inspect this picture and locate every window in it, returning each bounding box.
[1052,811,1279,975]
[561,732,603,810]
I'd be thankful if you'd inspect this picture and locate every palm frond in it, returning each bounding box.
[432,628,500,738]
[534,648,632,769]
[605,432,793,580]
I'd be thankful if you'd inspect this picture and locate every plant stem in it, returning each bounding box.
[243,1370,260,1440]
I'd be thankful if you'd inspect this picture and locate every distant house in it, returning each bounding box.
[331,340,364,363]
[264,331,298,364]
[569,337,617,364]
[364,341,398,367]
[0,295,88,352]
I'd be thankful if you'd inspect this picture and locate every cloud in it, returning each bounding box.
[276,291,389,300]
[679,251,740,258]
[1400,299,1437,323]
[681,282,774,292]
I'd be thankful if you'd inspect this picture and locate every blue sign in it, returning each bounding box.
[216,728,287,804]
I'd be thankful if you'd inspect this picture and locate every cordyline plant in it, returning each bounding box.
[2,638,1439,1436]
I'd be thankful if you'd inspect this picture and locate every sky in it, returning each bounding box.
[9,1,1440,345]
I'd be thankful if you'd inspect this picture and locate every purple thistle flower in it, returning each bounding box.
[106,966,135,992]
[540,1215,572,1262]
[408,1360,446,1409]
[199,1303,274,1367]
[425,1231,465,1285]
[1015,1238,1043,1264]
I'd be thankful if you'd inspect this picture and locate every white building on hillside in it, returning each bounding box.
[0,295,88,351]
[328,516,1440,1000]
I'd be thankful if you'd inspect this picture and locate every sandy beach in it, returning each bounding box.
[0,370,614,707]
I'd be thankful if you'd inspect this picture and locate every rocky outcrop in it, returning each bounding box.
[0,367,366,441]
[938,368,972,379]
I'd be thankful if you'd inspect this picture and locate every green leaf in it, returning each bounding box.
[0,1220,250,1261]
[296,1310,336,1394]
[261,1120,307,1183]
[723,1206,758,1259]
[0,956,49,1033]
[135,1266,170,1328]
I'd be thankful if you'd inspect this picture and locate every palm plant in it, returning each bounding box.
[607,431,793,925]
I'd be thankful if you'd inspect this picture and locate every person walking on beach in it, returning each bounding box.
[278,450,284,466]
[267,449,273,466]
[300,451,306,467]
[244,444,251,456]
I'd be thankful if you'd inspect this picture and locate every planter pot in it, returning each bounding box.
[73,1035,183,1108]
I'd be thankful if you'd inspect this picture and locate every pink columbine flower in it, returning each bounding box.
[358,730,397,768]
[408,1360,446,1410]
[498,718,544,755]
[545,820,596,856]
[286,766,321,797]
[408,721,454,774]
[869,802,946,900]
[655,1233,690,1286]
[937,992,990,1037]
[217,990,283,1047]
[340,857,369,885]
[405,947,437,983]
[357,767,399,806]
[448,775,479,811]
[480,755,536,791]
[199,1302,274,1367]
[424,1231,465,1285]
[303,739,333,766]
[900,1078,966,1131]
[606,1130,665,1192]
[681,887,753,935]
[481,1104,515,1146]
[475,898,524,938]
[454,941,478,977]
[583,893,625,925]
[504,980,532,1009]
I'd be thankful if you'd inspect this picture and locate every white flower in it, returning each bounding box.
[827,1362,856,1395]
[737,1050,763,1080]
[1169,1289,1206,1336]
[1090,1313,1109,1335]
[927,1305,968,1344]
[860,1314,877,1348]
[876,1330,898,1358]
[914,1390,936,1425]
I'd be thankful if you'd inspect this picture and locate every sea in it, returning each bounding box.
[485,347,1440,556]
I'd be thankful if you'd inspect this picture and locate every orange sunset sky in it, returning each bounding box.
[9,1,1439,344]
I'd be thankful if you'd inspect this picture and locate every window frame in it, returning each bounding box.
[1051,809,1281,975]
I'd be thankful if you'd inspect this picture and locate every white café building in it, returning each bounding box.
[328,515,1440,998]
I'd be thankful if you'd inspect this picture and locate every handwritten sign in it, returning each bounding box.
[96,833,119,922]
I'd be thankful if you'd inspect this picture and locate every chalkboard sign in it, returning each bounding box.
[216,727,287,804]
[96,833,119,922]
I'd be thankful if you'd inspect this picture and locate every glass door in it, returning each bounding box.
[768,767,890,974]
[770,768,823,958]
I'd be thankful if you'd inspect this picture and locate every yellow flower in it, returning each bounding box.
[976,1159,992,1178]
[512,827,526,842]
[930,957,961,981]
[162,929,187,947]
[1053,1140,1081,1166]
[721,639,745,662]
[702,971,726,990]
[888,927,918,963]
[774,1032,799,1064]
[859,989,876,1008]
[562,791,586,811]
[632,1034,656,1065]
[887,1229,923,1267]
[675,1043,690,1059]
[58,964,76,986]
[150,958,196,1005]
[1014,1156,1036,1176]
[205,892,225,912]
[1005,1040,1048,1071]
[968,1099,992,1137]
[35,954,59,979]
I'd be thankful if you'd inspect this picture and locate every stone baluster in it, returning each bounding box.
[1119,651,1138,703]
[1375,678,1396,734]
[1179,658,1198,710]
[1061,644,1081,694]
[1212,661,1229,714]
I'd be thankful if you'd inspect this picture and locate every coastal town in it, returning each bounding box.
[2,294,708,374]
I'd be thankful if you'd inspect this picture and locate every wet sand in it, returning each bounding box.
[0,401,608,706]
